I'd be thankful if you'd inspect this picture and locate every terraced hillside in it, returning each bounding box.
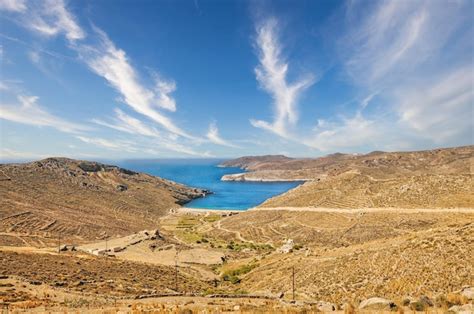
[221,146,474,208]
[206,209,474,303]
[0,158,207,245]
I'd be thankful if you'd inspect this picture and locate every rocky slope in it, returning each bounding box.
[221,146,474,208]
[0,158,208,243]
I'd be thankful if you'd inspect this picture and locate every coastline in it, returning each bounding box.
[221,172,312,182]
[179,207,242,214]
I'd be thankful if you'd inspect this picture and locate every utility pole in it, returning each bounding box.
[292,266,295,301]
[175,250,179,293]
[105,234,108,258]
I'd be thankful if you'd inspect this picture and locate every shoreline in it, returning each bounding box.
[221,174,311,182]
[179,207,243,214]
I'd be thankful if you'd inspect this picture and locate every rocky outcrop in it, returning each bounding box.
[461,287,474,300]
[358,297,397,311]
[448,304,474,314]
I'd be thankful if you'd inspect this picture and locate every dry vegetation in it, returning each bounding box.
[222,146,474,209]
[0,158,207,244]
[1,147,473,312]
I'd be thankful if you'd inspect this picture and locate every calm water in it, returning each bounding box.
[116,159,301,210]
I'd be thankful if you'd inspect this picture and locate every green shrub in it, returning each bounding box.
[221,263,259,284]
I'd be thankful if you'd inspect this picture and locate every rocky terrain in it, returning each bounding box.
[0,158,208,244]
[221,146,474,209]
[1,149,473,313]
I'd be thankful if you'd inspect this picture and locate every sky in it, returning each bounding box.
[0,0,472,160]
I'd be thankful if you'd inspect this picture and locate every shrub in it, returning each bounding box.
[221,263,259,284]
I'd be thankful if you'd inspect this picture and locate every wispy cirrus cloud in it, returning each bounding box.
[0,94,89,133]
[73,27,194,139]
[395,67,473,143]
[206,122,240,148]
[92,109,213,156]
[307,0,473,152]
[76,136,138,153]
[20,0,85,41]
[92,108,161,138]
[250,18,315,138]
[1,0,221,157]
[0,0,26,12]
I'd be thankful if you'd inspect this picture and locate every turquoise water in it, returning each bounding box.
[116,159,301,210]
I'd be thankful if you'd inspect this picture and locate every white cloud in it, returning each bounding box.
[76,136,138,153]
[250,18,315,138]
[342,0,469,87]
[92,108,161,138]
[153,74,177,112]
[160,140,213,157]
[396,67,473,142]
[0,95,89,133]
[206,122,239,148]
[22,0,85,41]
[305,113,381,152]
[0,0,26,12]
[75,27,194,139]
[0,148,47,160]
[93,109,213,157]
[306,0,474,153]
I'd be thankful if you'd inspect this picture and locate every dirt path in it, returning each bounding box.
[215,220,253,243]
[253,207,474,213]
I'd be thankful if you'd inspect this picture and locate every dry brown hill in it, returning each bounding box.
[221,146,474,208]
[0,158,207,244]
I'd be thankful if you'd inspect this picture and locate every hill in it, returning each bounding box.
[0,158,207,244]
[221,146,474,208]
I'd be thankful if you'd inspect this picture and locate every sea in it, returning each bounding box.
[115,159,301,210]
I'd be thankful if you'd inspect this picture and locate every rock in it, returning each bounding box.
[113,246,124,252]
[448,304,474,313]
[74,280,85,286]
[29,280,42,285]
[0,283,14,287]
[461,287,474,300]
[78,162,102,172]
[418,295,433,307]
[358,297,397,311]
[116,184,128,191]
[315,301,337,311]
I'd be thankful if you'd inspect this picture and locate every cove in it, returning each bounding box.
[116,159,302,210]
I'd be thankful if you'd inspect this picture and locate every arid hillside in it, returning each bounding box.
[221,146,474,208]
[0,158,207,244]
[206,209,474,304]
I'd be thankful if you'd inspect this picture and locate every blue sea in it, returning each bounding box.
[116,159,301,210]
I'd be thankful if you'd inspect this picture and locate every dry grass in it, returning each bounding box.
[0,158,205,244]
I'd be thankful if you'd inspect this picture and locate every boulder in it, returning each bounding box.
[315,301,337,311]
[116,184,128,192]
[448,304,474,314]
[420,295,433,306]
[461,287,474,300]
[359,297,397,311]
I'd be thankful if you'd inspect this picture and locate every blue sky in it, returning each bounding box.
[0,0,472,160]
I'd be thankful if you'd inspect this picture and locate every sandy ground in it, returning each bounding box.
[179,207,242,214]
